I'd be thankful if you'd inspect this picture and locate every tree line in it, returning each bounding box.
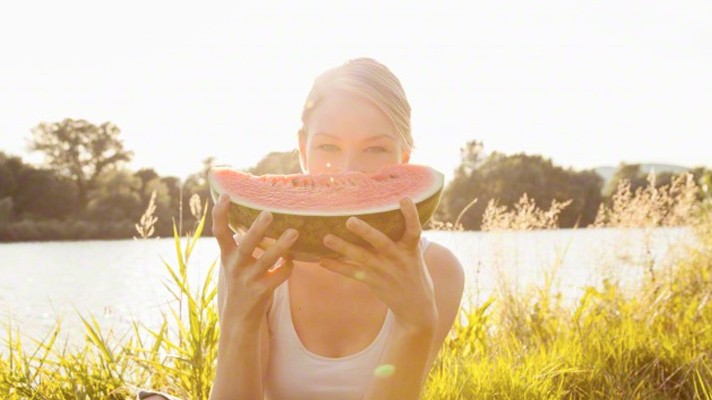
[1,119,710,241]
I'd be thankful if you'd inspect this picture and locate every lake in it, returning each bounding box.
[0,227,695,350]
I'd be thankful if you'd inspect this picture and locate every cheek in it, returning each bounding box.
[306,149,335,172]
[305,147,402,174]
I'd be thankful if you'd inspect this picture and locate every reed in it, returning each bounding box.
[1,173,710,399]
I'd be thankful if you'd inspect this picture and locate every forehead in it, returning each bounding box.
[307,91,396,141]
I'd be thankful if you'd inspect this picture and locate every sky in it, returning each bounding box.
[1,1,710,184]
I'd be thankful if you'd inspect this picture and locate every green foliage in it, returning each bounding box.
[246,150,302,176]
[441,147,603,230]
[2,189,712,399]
[0,152,78,221]
[0,152,203,241]
[0,197,12,224]
[0,156,18,199]
[121,201,219,399]
[86,169,143,221]
[0,200,217,399]
[0,219,136,241]
[604,163,649,197]
[28,118,134,211]
[15,168,78,219]
[603,163,712,202]
[422,209,712,399]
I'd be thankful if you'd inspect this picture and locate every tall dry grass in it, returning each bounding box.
[1,195,218,399]
[424,172,712,399]
[0,172,710,399]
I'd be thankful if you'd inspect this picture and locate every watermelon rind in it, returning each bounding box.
[208,165,444,262]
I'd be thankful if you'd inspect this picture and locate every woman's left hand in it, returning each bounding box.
[319,197,438,335]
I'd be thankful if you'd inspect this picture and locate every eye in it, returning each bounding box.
[366,146,388,153]
[317,144,339,152]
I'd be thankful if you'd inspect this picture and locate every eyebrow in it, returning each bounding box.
[313,132,395,142]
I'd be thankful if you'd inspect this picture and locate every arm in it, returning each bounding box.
[364,315,437,400]
[211,311,265,399]
[318,198,465,400]
[217,258,272,390]
[210,260,272,400]
[142,270,275,400]
[363,244,465,400]
[209,195,296,400]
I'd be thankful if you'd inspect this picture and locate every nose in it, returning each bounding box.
[345,151,371,173]
[330,152,366,174]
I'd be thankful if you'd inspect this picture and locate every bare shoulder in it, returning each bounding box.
[421,240,466,371]
[423,241,465,291]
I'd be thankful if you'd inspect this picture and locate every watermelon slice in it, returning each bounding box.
[208,164,444,262]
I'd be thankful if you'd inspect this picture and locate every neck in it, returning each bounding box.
[292,259,371,292]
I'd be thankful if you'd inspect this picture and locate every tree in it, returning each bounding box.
[0,152,78,220]
[246,150,301,175]
[86,169,142,222]
[181,157,217,235]
[0,152,23,199]
[454,140,486,179]
[604,163,648,197]
[440,144,604,230]
[28,118,134,212]
[14,168,77,219]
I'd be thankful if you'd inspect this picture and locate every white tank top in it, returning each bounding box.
[265,237,432,400]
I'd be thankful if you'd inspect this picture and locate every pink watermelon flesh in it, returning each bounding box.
[208,163,444,261]
[209,164,442,216]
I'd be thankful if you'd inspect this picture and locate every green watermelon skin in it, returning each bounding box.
[209,165,444,262]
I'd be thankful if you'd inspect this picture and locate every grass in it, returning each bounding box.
[1,173,711,399]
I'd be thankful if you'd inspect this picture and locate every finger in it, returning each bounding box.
[323,234,380,267]
[255,228,300,273]
[237,210,274,262]
[212,194,237,254]
[318,258,375,285]
[345,217,397,256]
[399,197,422,248]
[233,232,241,245]
[233,232,276,258]
[233,231,257,258]
[266,256,295,288]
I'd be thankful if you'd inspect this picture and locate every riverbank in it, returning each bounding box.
[2,208,711,399]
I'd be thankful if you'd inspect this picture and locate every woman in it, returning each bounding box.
[140,58,465,400]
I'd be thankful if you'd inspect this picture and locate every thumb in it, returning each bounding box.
[267,256,294,288]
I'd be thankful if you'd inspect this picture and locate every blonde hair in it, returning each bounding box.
[298,58,414,156]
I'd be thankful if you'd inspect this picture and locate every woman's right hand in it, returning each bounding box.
[212,193,299,326]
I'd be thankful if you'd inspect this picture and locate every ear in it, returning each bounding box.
[401,150,410,164]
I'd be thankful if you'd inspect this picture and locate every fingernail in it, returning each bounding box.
[285,229,298,240]
[324,235,335,246]
[259,210,272,223]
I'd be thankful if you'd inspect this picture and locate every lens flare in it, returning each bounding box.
[374,364,395,378]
